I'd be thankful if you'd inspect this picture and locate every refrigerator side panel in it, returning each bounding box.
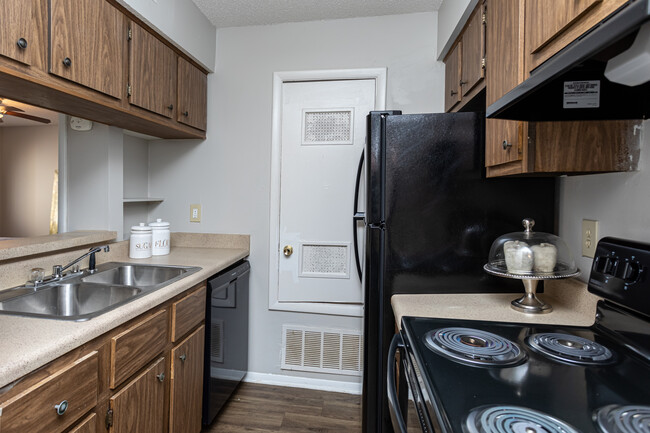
[383,112,556,294]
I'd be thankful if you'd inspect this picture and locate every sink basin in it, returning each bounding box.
[83,264,190,287]
[0,283,141,320]
[0,262,201,321]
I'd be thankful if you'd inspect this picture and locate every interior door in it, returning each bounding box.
[277,79,375,304]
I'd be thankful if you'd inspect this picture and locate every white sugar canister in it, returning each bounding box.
[129,223,152,258]
[149,218,170,256]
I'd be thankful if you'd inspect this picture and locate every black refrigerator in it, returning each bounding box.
[360,111,557,433]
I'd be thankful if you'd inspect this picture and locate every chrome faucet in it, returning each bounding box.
[52,245,110,279]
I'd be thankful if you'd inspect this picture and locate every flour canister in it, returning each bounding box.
[149,218,170,256]
[129,223,152,258]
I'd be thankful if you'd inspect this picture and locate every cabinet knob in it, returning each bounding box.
[502,140,512,150]
[62,57,72,67]
[156,372,165,382]
[54,400,68,416]
[16,38,28,49]
[459,79,467,86]
[168,104,174,110]
[179,354,187,362]
[183,111,189,117]
[450,90,458,96]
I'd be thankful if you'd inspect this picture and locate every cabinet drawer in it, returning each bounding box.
[171,285,206,342]
[0,352,98,433]
[110,309,168,389]
[67,413,96,433]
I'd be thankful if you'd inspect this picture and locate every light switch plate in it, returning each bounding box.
[190,204,201,223]
[582,219,598,258]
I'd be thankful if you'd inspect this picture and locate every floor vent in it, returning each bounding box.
[281,325,363,376]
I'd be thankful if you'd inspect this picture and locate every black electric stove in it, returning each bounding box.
[389,237,650,433]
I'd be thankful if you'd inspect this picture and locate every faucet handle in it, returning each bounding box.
[52,265,63,278]
[29,268,45,283]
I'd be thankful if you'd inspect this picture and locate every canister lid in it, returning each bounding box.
[149,218,170,228]
[131,222,152,232]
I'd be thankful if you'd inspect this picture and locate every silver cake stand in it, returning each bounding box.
[484,262,580,314]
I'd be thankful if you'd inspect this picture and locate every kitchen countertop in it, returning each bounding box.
[392,278,601,330]
[0,236,249,390]
[0,230,117,262]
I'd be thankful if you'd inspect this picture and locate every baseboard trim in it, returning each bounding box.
[243,372,362,395]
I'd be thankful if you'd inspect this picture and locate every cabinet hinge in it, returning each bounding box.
[482,11,486,24]
[105,408,114,429]
[127,84,132,97]
[128,27,132,41]
[481,58,486,70]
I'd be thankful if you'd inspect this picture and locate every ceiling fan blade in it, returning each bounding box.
[0,105,24,113]
[5,111,51,124]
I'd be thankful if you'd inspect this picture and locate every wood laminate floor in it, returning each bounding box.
[202,382,362,432]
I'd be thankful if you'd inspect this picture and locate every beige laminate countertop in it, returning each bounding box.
[392,278,602,329]
[0,243,248,390]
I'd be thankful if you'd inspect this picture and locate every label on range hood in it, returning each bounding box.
[563,80,600,109]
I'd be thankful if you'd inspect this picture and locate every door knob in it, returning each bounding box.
[283,245,293,257]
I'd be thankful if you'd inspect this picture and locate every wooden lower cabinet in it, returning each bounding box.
[109,357,166,433]
[67,413,96,433]
[170,326,205,433]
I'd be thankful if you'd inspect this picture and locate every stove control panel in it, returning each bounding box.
[589,237,649,316]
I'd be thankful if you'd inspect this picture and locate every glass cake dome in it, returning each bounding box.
[484,218,580,314]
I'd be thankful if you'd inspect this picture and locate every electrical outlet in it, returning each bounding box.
[582,219,598,258]
[190,204,201,223]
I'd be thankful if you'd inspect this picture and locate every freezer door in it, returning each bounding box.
[382,112,556,294]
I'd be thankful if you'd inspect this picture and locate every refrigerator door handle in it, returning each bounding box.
[353,150,365,281]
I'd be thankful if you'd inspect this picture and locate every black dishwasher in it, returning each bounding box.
[202,260,250,426]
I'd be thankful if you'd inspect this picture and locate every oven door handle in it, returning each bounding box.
[387,333,408,433]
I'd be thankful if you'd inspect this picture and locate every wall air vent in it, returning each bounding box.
[281,325,363,376]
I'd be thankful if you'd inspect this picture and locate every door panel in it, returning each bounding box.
[277,79,375,303]
[170,326,204,433]
[0,0,39,66]
[50,0,124,98]
[461,5,485,97]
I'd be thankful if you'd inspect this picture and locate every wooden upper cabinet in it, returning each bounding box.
[486,0,524,105]
[524,0,628,73]
[129,23,177,118]
[170,326,205,433]
[109,357,166,433]
[460,5,485,97]
[444,42,462,112]
[50,0,124,99]
[177,57,208,131]
[0,0,43,67]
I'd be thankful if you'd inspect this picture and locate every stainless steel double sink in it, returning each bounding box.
[0,262,201,321]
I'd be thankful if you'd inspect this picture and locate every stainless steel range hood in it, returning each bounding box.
[487,0,650,121]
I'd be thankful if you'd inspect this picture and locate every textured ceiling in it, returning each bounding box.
[192,0,443,28]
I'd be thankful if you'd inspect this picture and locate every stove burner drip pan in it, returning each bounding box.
[527,333,614,365]
[424,327,526,367]
[595,405,650,433]
[465,405,582,433]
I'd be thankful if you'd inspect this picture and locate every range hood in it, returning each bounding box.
[487,0,650,121]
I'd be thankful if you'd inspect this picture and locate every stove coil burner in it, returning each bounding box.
[595,405,650,433]
[526,333,614,365]
[424,327,526,367]
[465,405,582,433]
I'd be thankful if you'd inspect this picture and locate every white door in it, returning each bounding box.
[277,79,375,304]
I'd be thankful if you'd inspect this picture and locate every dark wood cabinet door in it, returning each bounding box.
[170,325,205,433]
[50,0,124,99]
[486,0,524,106]
[129,23,176,118]
[485,119,524,168]
[110,357,166,433]
[177,57,207,131]
[0,0,42,66]
[444,42,461,112]
[460,4,485,97]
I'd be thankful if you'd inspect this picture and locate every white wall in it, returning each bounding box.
[436,0,477,60]
[117,0,216,71]
[66,123,124,238]
[559,121,648,280]
[0,125,59,237]
[148,12,441,387]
